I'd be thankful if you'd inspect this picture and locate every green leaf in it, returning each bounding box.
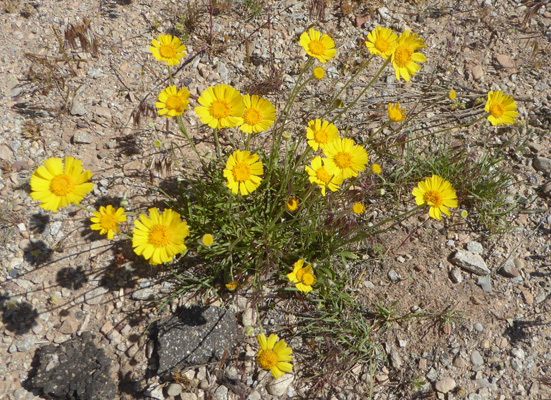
[338,251,358,260]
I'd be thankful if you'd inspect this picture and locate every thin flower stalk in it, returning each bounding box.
[321,54,375,120]
[330,58,391,125]
[266,58,314,180]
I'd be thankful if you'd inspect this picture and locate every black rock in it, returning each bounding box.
[155,305,237,376]
[28,332,117,400]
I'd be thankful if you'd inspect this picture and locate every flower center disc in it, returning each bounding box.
[314,129,329,144]
[166,95,185,112]
[100,214,117,230]
[257,349,278,369]
[375,38,390,52]
[394,46,413,67]
[159,45,176,59]
[302,273,315,286]
[233,162,251,182]
[334,152,353,169]
[423,190,444,208]
[210,100,232,119]
[243,108,262,125]
[149,225,173,247]
[308,40,326,56]
[49,174,75,196]
[316,168,331,183]
[489,103,504,118]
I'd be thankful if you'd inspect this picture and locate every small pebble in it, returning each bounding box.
[388,270,400,282]
[471,350,484,366]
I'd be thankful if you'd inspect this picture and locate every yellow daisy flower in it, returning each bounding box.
[391,30,426,82]
[323,138,369,180]
[306,119,340,152]
[202,234,214,246]
[90,205,126,240]
[299,28,337,64]
[365,27,398,59]
[286,197,299,212]
[149,34,187,66]
[223,150,263,196]
[305,156,344,196]
[287,259,316,293]
[240,94,276,134]
[484,91,518,126]
[313,66,325,80]
[449,89,456,100]
[30,157,94,212]
[132,208,190,265]
[387,103,406,122]
[156,86,190,118]
[352,202,365,215]
[257,333,293,379]
[412,175,458,220]
[372,164,382,174]
[226,281,237,291]
[195,84,245,129]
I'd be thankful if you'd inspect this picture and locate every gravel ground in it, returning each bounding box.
[0,0,550,399]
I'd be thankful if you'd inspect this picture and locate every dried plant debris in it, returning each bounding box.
[64,17,100,57]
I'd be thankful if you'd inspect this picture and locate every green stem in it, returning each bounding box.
[330,58,391,125]
[176,116,207,169]
[321,54,375,120]
[385,115,487,152]
[73,203,95,215]
[214,127,221,158]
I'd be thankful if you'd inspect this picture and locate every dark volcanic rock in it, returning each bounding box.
[28,332,117,400]
[156,305,237,376]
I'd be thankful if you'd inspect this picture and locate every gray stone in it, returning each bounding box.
[474,323,484,332]
[511,348,525,359]
[511,358,523,372]
[11,140,21,153]
[449,268,463,284]
[84,286,109,305]
[525,356,535,371]
[13,388,28,400]
[247,391,262,400]
[73,131,93,144]
[156,306,237,375]
[17,335,36,352]
[477,275,492,293]
[513,258,525,270]
[450,250,490,275]
[471,350,484,366]
[29,332,116,400]
[131,288,156,300]
[71,99,88,116]
[498,260,519,278]
[426,368,438,382]
[468,394,484,400]
[533,157,551,175]
[435,376,456,393]
[466,241,483,254]
[213,385,228,400]
[267,373,294,396]
[181,393,198,400]
[166,383,183,397]
[388,270,400,282]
